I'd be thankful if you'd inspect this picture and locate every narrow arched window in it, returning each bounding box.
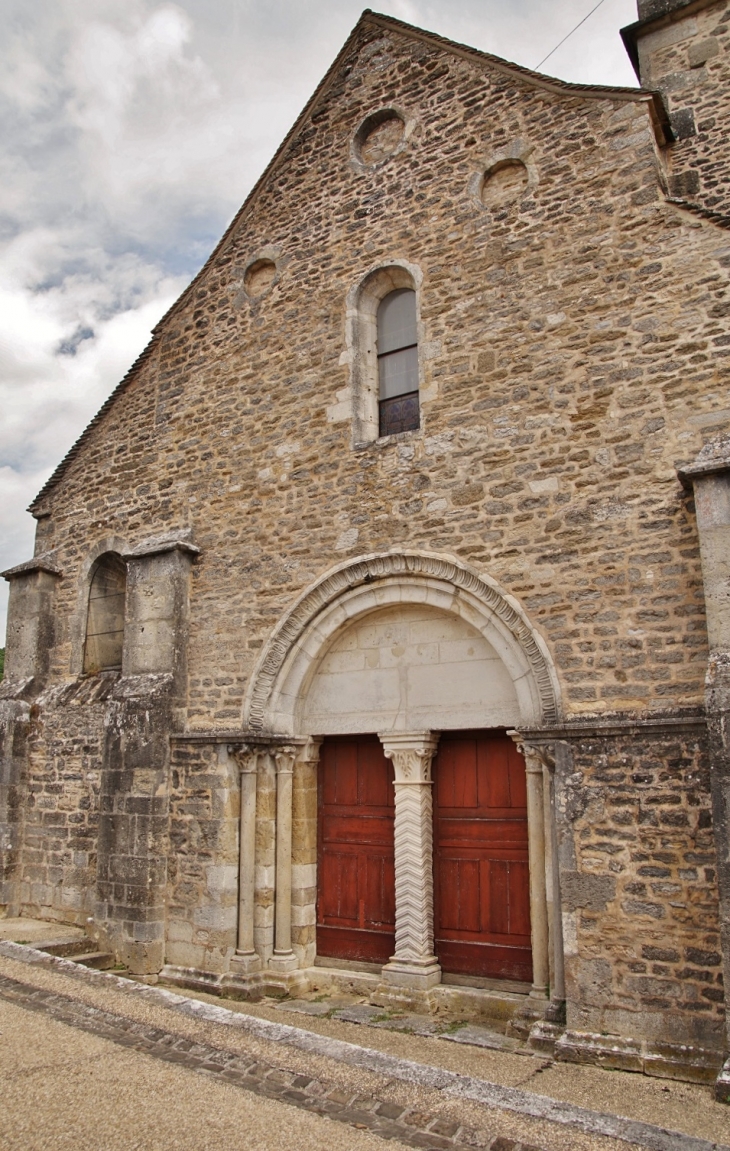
[377,288,419,436]
[83,554,126,673]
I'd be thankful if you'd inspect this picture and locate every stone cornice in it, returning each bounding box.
[517,713,706,741]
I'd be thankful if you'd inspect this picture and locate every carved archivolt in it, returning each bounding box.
[244,551,560,731]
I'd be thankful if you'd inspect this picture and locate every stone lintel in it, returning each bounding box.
[1,556,62,580]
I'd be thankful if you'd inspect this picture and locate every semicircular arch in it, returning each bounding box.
[243,551,560,735]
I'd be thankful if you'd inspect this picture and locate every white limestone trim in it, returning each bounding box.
[243,550,561,735]
[379,732,441,990]
[230,747,262,971]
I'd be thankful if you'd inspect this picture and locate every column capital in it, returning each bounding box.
[508,731,555,773]
[379,732,440,784]
[231,746,262,774]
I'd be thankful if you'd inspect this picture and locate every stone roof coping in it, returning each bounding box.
[677,435,730,487]
[621,0,718,79]
[122,539,201,560]
[1,555,63,581]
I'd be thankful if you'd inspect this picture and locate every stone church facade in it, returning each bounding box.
[3,0,730,1093]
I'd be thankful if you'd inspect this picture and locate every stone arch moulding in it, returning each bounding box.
[243,551,561,734]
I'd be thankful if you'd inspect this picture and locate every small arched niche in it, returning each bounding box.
[348,263,422,444]
[83,553,127,673]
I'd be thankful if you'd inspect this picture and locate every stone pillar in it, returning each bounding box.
[1,556,62,917]
[2,556,62,687]
[378,732,441,996]
[678,439,730,1099]
[509,733,562,1014]
[523,747,549,1000]
[268,744,299,973]
[230,747,262,975]
[291,738,322,969]
[97,537,198,975]
[122,540,200,689]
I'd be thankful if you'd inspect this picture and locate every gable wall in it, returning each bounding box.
[36,24,730,724]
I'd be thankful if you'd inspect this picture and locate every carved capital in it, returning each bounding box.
[231,746,261,774]
[508,731,555,773]
[273,745,300,776]
[379,732,439,784]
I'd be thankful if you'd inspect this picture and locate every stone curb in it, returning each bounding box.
[1,941,727,1151]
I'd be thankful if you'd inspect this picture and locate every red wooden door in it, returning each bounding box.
[317,735,395,964]
[433,732,532,983]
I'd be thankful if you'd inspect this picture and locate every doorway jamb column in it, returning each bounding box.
[231,746,262,973]
[378,731,441,992]
[268,744,300,972]
[510,735,549,1000]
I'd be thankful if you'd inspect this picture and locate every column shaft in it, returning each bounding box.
[379,732,441,992]
[525,758,549,999]
[269,746,299,972]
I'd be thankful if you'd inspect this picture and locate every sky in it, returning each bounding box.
[0,0,641,643]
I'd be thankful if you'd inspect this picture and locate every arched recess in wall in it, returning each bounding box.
[243,551,560,735]
[347,261,423,444]
[83,552,127,673]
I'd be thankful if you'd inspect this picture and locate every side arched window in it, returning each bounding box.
[84,554,126,673]
[377,288,419,436]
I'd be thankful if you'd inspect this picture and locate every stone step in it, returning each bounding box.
[72,951,116,970]
[40,938,98,959]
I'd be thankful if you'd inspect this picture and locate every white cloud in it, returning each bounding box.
[0,0,642,643]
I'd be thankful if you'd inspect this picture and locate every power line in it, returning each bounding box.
[534,0,609,71]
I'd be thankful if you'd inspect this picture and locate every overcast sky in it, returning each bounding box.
[0,0,641,643]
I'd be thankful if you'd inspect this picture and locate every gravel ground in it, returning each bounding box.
[0,996,398,1151]
[0,950,633,1151]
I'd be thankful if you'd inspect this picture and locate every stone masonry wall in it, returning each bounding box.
[559,723,724,1049]
[166,741,238,973]
[30,22,730,730]
[8,15,730,1023]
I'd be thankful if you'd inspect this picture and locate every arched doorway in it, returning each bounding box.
[242,552,560,998]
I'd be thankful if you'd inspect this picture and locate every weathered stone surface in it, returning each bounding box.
[1,5,729,1078]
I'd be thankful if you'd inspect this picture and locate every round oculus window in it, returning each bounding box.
[356,109,405,166]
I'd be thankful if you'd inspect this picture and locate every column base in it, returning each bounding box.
[268,949,300,973]
[230,950,262,975]
[372,957,441,1011]
[379,957,442,991]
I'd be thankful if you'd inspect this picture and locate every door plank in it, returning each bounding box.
[434,732,532,983]
[317,735,395,964]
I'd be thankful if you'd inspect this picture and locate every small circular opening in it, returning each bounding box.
[480,159,529,208]
[244,258,277,298]
[356,109,405,166]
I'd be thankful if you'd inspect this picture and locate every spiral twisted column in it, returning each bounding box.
[379,731,441,992]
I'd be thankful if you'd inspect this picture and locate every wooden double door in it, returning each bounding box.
[317,732,532,983]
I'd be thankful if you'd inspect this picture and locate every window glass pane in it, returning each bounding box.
[379,392,420,436]
[378,345,419,400]
[377,288,417,355]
